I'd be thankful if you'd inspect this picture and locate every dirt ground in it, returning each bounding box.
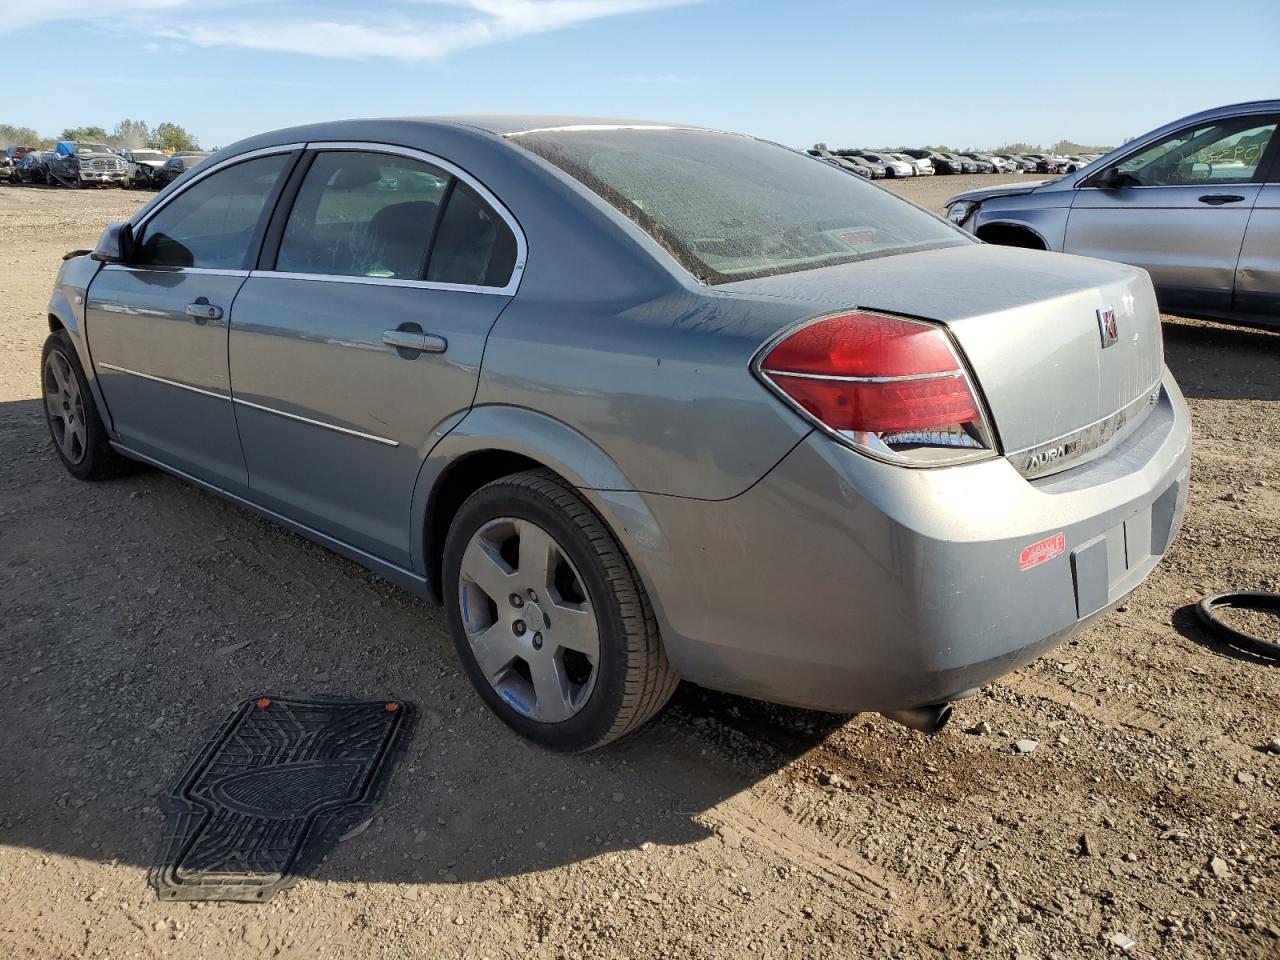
[1,176,1278,960]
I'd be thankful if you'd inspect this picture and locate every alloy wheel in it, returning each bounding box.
[457,517,600,723]
[44,349,87,465]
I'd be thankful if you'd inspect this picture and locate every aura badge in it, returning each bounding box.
[1096,305,1119,348]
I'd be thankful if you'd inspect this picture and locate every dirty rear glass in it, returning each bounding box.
[508,127,967,283]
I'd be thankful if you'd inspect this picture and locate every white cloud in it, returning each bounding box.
[5,0,699,63]
[0,0,189,34]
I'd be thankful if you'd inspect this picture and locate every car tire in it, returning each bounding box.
[443,469,678,752]
[41,329,133,481]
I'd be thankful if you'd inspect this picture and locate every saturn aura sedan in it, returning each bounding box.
[43,116,1190,751]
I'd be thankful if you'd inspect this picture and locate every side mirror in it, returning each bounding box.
[91,221,134,264]
[1091,166,1123,189]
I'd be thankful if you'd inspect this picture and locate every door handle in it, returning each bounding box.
[1198,194,1245,205]
[383,329,447,354]
[185,298,224,321]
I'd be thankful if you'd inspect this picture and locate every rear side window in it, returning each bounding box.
[427,183,518,287]
[509,127,965,284]
[134,154,290,269]
[276,152,448,280]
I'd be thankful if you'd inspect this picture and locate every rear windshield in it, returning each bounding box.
[508,127,967,284]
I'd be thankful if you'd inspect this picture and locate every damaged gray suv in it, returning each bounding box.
[43,117,1190,750]
[946,100,1280,329]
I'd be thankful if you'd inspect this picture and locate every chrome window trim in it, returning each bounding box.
[232,397,400,448]
[130,143,306,235]
[95,361,231,401]
[248,270,504,297]
[102,264,251,278]
[1078,182,1265,192]
[296,140,526,295]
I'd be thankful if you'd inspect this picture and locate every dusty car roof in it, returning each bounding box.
[425,115,705,136]
[211,116,717,160]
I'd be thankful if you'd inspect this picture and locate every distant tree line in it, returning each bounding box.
[1,119,201,152]
[985,140,1115,155]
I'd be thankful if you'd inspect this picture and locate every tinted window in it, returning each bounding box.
[276,152,448,280]
[426,183,518,287]
[511,128,964,283]
[134,154,289,269]
[1116,118,1277,186]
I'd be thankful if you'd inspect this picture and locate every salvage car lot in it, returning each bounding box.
[1,181,1278,959]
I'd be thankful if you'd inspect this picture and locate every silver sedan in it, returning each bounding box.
[946,99,1279,329]
[43,117,1190,750]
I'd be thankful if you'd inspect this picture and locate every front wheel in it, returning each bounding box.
[41,330,132,480]
[443,470,678,751]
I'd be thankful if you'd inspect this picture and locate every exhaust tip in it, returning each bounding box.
[880,703,954,735]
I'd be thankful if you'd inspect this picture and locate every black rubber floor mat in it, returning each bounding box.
[152,696,415,902]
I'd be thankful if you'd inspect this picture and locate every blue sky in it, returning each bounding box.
[6,0,1279,150]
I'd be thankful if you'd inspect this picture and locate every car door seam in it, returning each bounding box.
[1229,193,1264,309]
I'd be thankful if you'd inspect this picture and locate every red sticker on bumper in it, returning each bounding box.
[1019,532,1065,571]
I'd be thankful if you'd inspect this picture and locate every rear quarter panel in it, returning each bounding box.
[474,287,815,500]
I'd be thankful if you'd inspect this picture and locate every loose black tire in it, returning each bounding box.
[1196,592,1280,660]
[443,469,678,751]
[41,329,133,481]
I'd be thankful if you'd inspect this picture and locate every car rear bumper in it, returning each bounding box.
[630,368,1190,713]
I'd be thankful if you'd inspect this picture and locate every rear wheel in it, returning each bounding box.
[41,330,131,480]
[443,469,678,751]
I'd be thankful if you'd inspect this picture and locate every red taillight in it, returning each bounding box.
[762,312,958,378]
[767,373,979,432]
[757,311,994,466]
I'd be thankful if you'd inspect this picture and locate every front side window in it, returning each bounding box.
[509,128,965,283]
[276,152,448,280]
[134,153,290,269]
[1115,117,1277,186]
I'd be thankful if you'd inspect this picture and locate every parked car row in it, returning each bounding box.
[809,146,1105,179]
[3,143,211,189]
[809,148,933,179]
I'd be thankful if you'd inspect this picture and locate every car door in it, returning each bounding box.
[85,148,297,494]
[1233,142,1280,320]
[227,145,523,567]
[1065,115,1278,315]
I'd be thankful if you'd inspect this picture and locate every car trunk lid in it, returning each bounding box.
[720,244,1165,476]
